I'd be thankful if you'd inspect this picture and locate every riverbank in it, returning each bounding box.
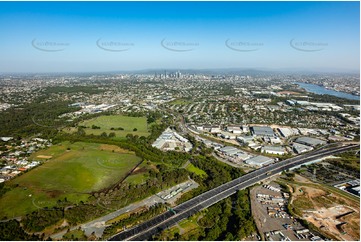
[294,82,360,101]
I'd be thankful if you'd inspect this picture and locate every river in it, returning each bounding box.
[294,82,360,101]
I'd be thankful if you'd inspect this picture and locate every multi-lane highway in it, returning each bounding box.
[109,143,358,241]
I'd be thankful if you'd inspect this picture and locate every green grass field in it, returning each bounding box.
[186,163,207,177]
[65,115,149,139]
[179,218,199,232]
[62,229,87,240]
[124,162,152,185]
[292,196,315,214]
[158,213,203,240]
[0,142,142,218]
[125,173,146,185]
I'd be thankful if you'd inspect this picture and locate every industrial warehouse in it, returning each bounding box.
[152,128,193,152]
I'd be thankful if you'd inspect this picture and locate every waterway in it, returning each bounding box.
[294,82,360,101]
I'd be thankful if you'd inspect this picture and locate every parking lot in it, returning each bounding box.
[250,182,318,241]
[155,179,199,206]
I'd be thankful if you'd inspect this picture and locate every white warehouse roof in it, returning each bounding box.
[245,155,274,167]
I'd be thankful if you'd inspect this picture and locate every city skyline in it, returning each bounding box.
[0,1,359,73]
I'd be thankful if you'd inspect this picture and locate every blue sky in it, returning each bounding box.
[0,1,359,73]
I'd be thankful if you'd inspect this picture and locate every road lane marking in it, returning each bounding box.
[111,145,357,241]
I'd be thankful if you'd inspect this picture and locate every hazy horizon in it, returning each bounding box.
[0,66,360,76]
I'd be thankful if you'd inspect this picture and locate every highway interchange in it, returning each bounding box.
[109,143,358,241]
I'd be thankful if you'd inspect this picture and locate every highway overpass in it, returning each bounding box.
[109,143,358,241]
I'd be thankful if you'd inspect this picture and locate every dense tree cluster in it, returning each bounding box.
[147,111,163,124]
[91,125,101,129]
[0,182,10,197]
[0,220,40,241]
[1,111,254,240]
[176,155,244,209]
[153,189,256,241]
[22,209,64,232]
[20,199,109,233]
[0,100,79,137]
[110,127,124,130]
[64,203,108,226]
[191,155,244,189]
[95,166,190,211]
[102,203,167,239]
[325,150,360,173]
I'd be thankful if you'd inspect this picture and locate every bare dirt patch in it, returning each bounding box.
[290,181,360,240]
[293,174,313,183]
[37,155,53,159]
[132,167,147,175]
[46,190,65,198]
[98,144,134,154]
[303,205,359,241]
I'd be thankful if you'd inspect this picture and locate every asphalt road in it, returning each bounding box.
[50,180,197,240]
[109,143,358,241]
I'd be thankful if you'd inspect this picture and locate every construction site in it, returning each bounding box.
[286,174,360,241]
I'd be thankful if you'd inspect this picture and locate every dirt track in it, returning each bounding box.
[291,175,360,241]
